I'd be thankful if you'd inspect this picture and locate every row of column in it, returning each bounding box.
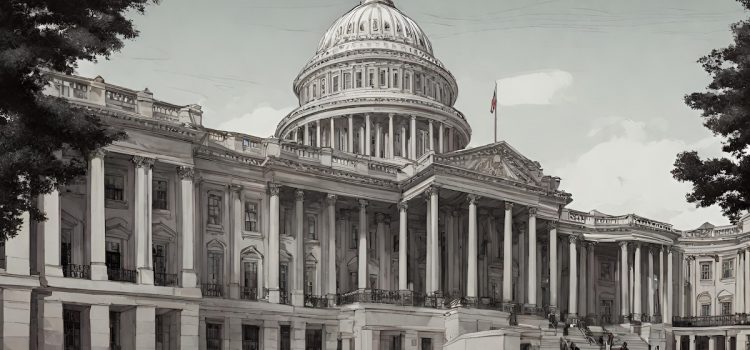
[616,242,674,322]
[675,334,742,350]
[295,114,457,159]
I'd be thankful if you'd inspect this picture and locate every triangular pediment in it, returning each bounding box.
[434,142,549,186]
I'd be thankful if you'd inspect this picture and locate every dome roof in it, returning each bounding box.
[317,0,433,54]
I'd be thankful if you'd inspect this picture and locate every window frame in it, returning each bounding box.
[207,192,223,228]
[700,261,712,280]
[152,177,169,211]
[722,258,735,279]
[244,201,260,233]
[104,173,125,202]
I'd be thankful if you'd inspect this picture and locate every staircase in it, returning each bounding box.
[540,330,563,350]
[566,328,603,350]
[603,324,650,350]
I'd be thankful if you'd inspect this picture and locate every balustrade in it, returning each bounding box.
[154,272,178,287]
[240,287,258,301]
[63,264,90,279]
[672,314,750,327]
[107,267,138,283]
[202,283,224,297]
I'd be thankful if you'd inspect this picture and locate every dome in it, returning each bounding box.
[317,0,433,54]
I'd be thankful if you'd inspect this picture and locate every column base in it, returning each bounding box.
[90,262,108,281]
[44,264,64,277]
[291,290,304,307]
[228,283,240,299]
[566,313,579,325]
[523,303,538,314]
[267,288,280,304]
[632,312,642,322]
[180,270,197,288]
[137,267,154,285]
[326,294,338,307]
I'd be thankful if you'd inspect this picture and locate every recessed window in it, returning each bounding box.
[404,73,411,91]
[208,194,222,226]
[393,72,399,88]
[333,76,339,92]
[307,215,317,240]
[379,70,387,87]
[355,71,363,88]
[343,73,352,89]
[722,258,734,279]
[721,301,732,315]
[700,304,710,316]
[350,226,358,249]
[206,323,223,350]
[600,262,613,281]
[242,325,260,350]
[312,84,317,98]
[369,71,375,88]
[105,174,124,201]
[244,202,258,232]
[152,179,168,210]
[700,262,712,280]
[207,251,223,285]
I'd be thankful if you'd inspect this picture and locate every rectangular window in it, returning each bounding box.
[415,73,422,93]
[208,193,222,226]
[391,335,403,350]
[600,262,613,281]
[305,266,315,295]
[307,215,317,240]
[110,311,121,350]
[404,73,411,91]
[305,329,323,350]
[369,70,375,88]
[243,261,258,295]
[344,73,352,89]
[153,179,168,210]
[244,202,258,232]
[393,72,400,88]
[421,338,433,350]
[313,84,318,98]
[722,258,734,279]
[379,69,387,87]
[333,76,339,92]
[64,309,82,350]
[701,304,711,316]
[206,323,223,350]
[280,325,291,350]
[356,71,363,88]
[243,325,260,350]
[105,241,121,269]
[280,263,289,294]
[207,251,223,284]
[700,262,712,280]
[350,226,358,249]
[721,302,732,315]
[105,174,124,201]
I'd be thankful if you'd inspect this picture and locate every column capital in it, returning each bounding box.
[88,148,107,160]
[504,202,514,211]
[295,189,305,201]
[358,199,369,209]
[410,115,416,121]
[229,184,243,195]
[618,241,630,248]
[467,194,481,205]
[568,234,580,244]
[177,166,195,180]
[375,213,388,224]
[650,246,661,255]
[326,194,337,205]
[132,155,155,168]
[528,207,538,217]
[397,201,408,212]
[425,185,440,197]
[268,183,281,197]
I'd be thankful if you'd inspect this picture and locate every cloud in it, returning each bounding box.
[554,118,727,231]
[215,104,295,138]
[496,69,573,106]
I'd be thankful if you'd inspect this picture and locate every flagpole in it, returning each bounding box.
[494,81,498,143]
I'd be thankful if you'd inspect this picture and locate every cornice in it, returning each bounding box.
[265,157,400,190]
[72,104,199,140]
[193,146,265,167]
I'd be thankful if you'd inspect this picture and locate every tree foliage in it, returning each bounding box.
[673,0,750,223]
[0,1,156,240]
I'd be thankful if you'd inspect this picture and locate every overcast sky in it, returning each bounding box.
[77,0,748,230]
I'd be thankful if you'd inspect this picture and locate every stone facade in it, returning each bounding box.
[1,0,750,349]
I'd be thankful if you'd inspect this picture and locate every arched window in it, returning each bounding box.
[697,292,712,316]
[384,21,391,31]
[372,19,379,31]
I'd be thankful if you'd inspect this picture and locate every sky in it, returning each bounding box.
[77,0,748,230]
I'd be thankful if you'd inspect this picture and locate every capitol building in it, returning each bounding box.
[3,0,750,349]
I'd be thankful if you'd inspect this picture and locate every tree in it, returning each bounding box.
[672,0,750,223]
[0,1,156,240]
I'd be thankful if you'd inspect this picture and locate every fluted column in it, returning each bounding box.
[376,213,387,289]
[430,187,440,294]
[428,120,434,151]
[293,189,305,306]
[133,156,155,285]
[388,114,394,158]
[348,115,354,152]
[41,189,63,276]
[620,242,630,319]
[689,335,696,350]
[736,250,744,314]
[230,185,243,299]
[400,123,407,158]
[660,246,666,320]
[579,241,587,317]
[425,194,432,293]
[409,116,416,159]
[316,120,321,148]
[177,167,197,287]
[375,123,382,158]
[667,247,674,324]
[268,184,281,303]
[326,195,337,299]
[568,235,579,318]
[438,123,444,153]
[398,202,408,290]
[365,114,371,156]
[587,243,596,316]
[502,202,513,302]
[330,118,336,150]
[88,150,108,280]
[675,335,682,350]
[549,223,558,312]
[467,194,479,298]
[304,123,310,146]
[448,127,455,152]
[527,208,537,307]
[358,199,368,289]
[648,247,656,319]
[745,248,750,314]
[633,243,642,320]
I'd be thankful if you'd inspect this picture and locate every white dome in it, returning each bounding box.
[317,0,433,54]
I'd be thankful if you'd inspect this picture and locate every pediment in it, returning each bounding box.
[434,142,554,187]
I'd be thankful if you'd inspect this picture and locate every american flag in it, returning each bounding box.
[490,84,497,113]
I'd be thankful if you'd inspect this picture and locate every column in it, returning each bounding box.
[587,243,596,316]
[660,246,666,321]
[568,235,579,319]
[2,288,32,349]
[89,149,107,280]
[304,123,310,146]
[675,335,682,350]
[376,213,387,289]
[330,118,335,150]
[179,305,200,349]
[89,304,110,350]
[438,123,445,153]
[135,306,156,350]
[736,250,744,313]
[667,247,674,324]
[292,321,306,350]
[230,185,242,299]
[268,184,281,303]
[467,194,479,298]
[5,211,30,275]
[746,248,750,314]
[375,123,382,158]
[620,242,630,319]
[425,195,432,294]
[365,114,371,156]
[388,114,394,158]
[633,243,642,321]
[358,199,368,289]
[178,167,197,287]
[430,187,440,294]
[448,127,455,152]
[579,242,587,317]
[689,335,696,350]
[133,156,155,285]
[709,336,716,350]
[527,208,538,307]
[398,202,408,290]
[409,116,416,159]
[428,120,434,151]
[316,120,322,147]
[348,115,354,152]
[293,189,305,306]
[327,195,337,300]
[42,299,64,349]
[502,203,513,302]
[41,189,63,276]
[549,223,558,312]
[400,124,407,158]
[649,247,656,319]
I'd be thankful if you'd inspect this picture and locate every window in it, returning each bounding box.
[305,329,322,350]
[244,202,258,232]
[155,313,171,350]
[243,325,260,350]
[207,323,223,350]
[350,226,358,249]
[393,72,399,89]
[243,261,258,298]
[415,74,422,93]
[700,304,711,316]
[305,266,315,295]
[391,335,403,350]
[721,301,732,315]
[312,84,317,98]
[379,69,387,87]
[105,174,124,201]
[207,251,223,285]
[393,234,399,253]
[700,262,712,280]
[404,73,411,90]
[153,243,167,275]
[722,258,735,279]
[105,241,121,270]
[0,241,5,269]
[208,193,222,226]
[110,311,121,350]
[344,73,352,89]
[421,338,433,350]
[349,272,357,292]
[64,309,82,350]
[600,262,613,281]
[307,215,317,240]
[369,70,375,88]
[280,325,291,350]
[280,263,289,294]
[356,71,363,88]
[333,76,339,92]
[153,179,168,210]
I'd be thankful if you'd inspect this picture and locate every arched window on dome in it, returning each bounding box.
[360,22,365,32]
[396,23,402,33]
[372,19,379,32]
[384,21,391,31]
[347,23,353,34]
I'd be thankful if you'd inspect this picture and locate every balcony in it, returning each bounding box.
[63,264,90,279]
[107,268,137,283]
[279,291,291,305]
[303,294,331,308]
[673,314,750,327]
[154,272,178,287]
[202,283,224,298]
[240,287,258,301]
